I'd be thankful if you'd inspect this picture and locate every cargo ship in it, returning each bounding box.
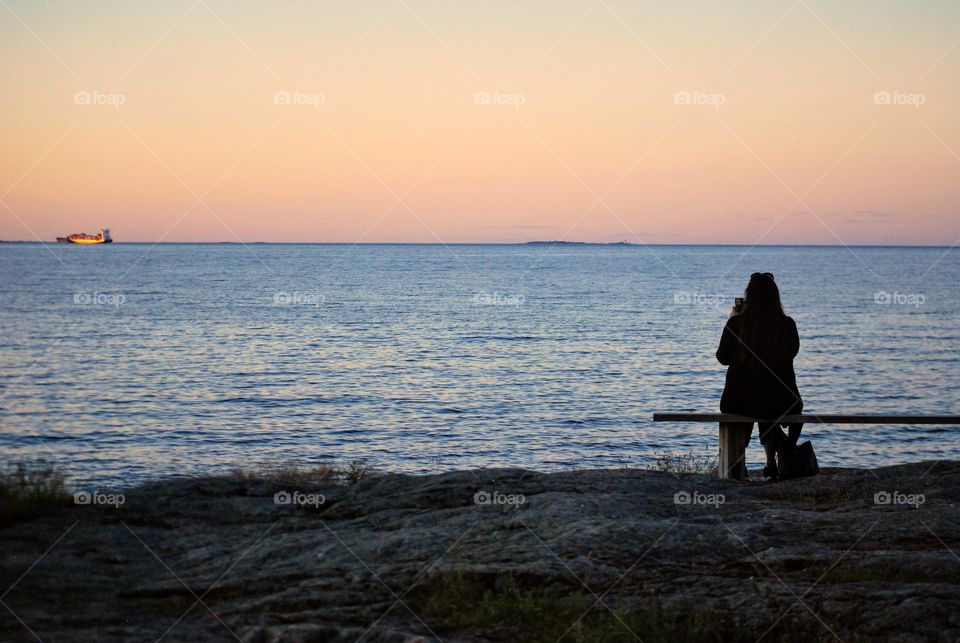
[56,229,112,244]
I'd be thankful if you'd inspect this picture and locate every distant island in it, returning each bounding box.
[524,240,636,246]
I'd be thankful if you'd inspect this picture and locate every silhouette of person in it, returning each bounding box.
[716,272,802,479]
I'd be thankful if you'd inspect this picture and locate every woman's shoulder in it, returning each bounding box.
[724,313,743,328]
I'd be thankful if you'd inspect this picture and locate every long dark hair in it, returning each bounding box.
[738,273,790,366]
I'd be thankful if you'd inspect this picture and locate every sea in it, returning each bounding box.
[1,243,958,487]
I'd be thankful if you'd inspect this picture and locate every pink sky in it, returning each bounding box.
[1,1,958,244]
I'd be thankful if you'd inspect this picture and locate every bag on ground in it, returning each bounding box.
[778,440,819,479]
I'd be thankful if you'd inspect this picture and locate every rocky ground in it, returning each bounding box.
[1,461,959,642]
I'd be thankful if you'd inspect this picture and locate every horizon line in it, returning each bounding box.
[2,240,959,249]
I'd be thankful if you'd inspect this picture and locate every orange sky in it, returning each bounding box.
[1,1,958,244]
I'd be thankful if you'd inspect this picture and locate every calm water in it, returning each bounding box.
[2,243,959,487]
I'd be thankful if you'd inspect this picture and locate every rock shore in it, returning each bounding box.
[2,461,958,641]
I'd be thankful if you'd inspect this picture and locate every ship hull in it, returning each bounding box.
[57,229,113,244]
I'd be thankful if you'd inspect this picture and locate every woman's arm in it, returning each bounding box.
[716,317,738,365]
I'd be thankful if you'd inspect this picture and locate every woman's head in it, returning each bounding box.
[743,272,783,316]
[738,272,789,365]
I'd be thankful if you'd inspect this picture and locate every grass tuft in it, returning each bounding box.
[344,460,371,484]
[232,463,339,485]
[0,462,71,525]
[232,459,376,486]
[649,451,718,475]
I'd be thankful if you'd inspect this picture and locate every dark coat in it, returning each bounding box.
[716,313,802,419]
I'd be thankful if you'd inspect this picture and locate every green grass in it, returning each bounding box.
[412,574,743,642]
[0,463,71,525]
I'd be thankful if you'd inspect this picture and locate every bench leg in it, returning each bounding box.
[718,422,750,480]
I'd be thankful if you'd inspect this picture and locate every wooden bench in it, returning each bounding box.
[652,413,960,480]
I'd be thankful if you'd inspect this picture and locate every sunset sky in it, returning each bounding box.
[1,0,958,244]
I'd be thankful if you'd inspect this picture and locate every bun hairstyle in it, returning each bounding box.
[743,272,782,315]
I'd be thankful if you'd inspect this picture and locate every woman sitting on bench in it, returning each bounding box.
[716,272,803,480]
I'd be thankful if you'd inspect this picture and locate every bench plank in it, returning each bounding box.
[653,413,960,424]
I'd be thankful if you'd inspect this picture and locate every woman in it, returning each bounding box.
[716,272,802,480]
